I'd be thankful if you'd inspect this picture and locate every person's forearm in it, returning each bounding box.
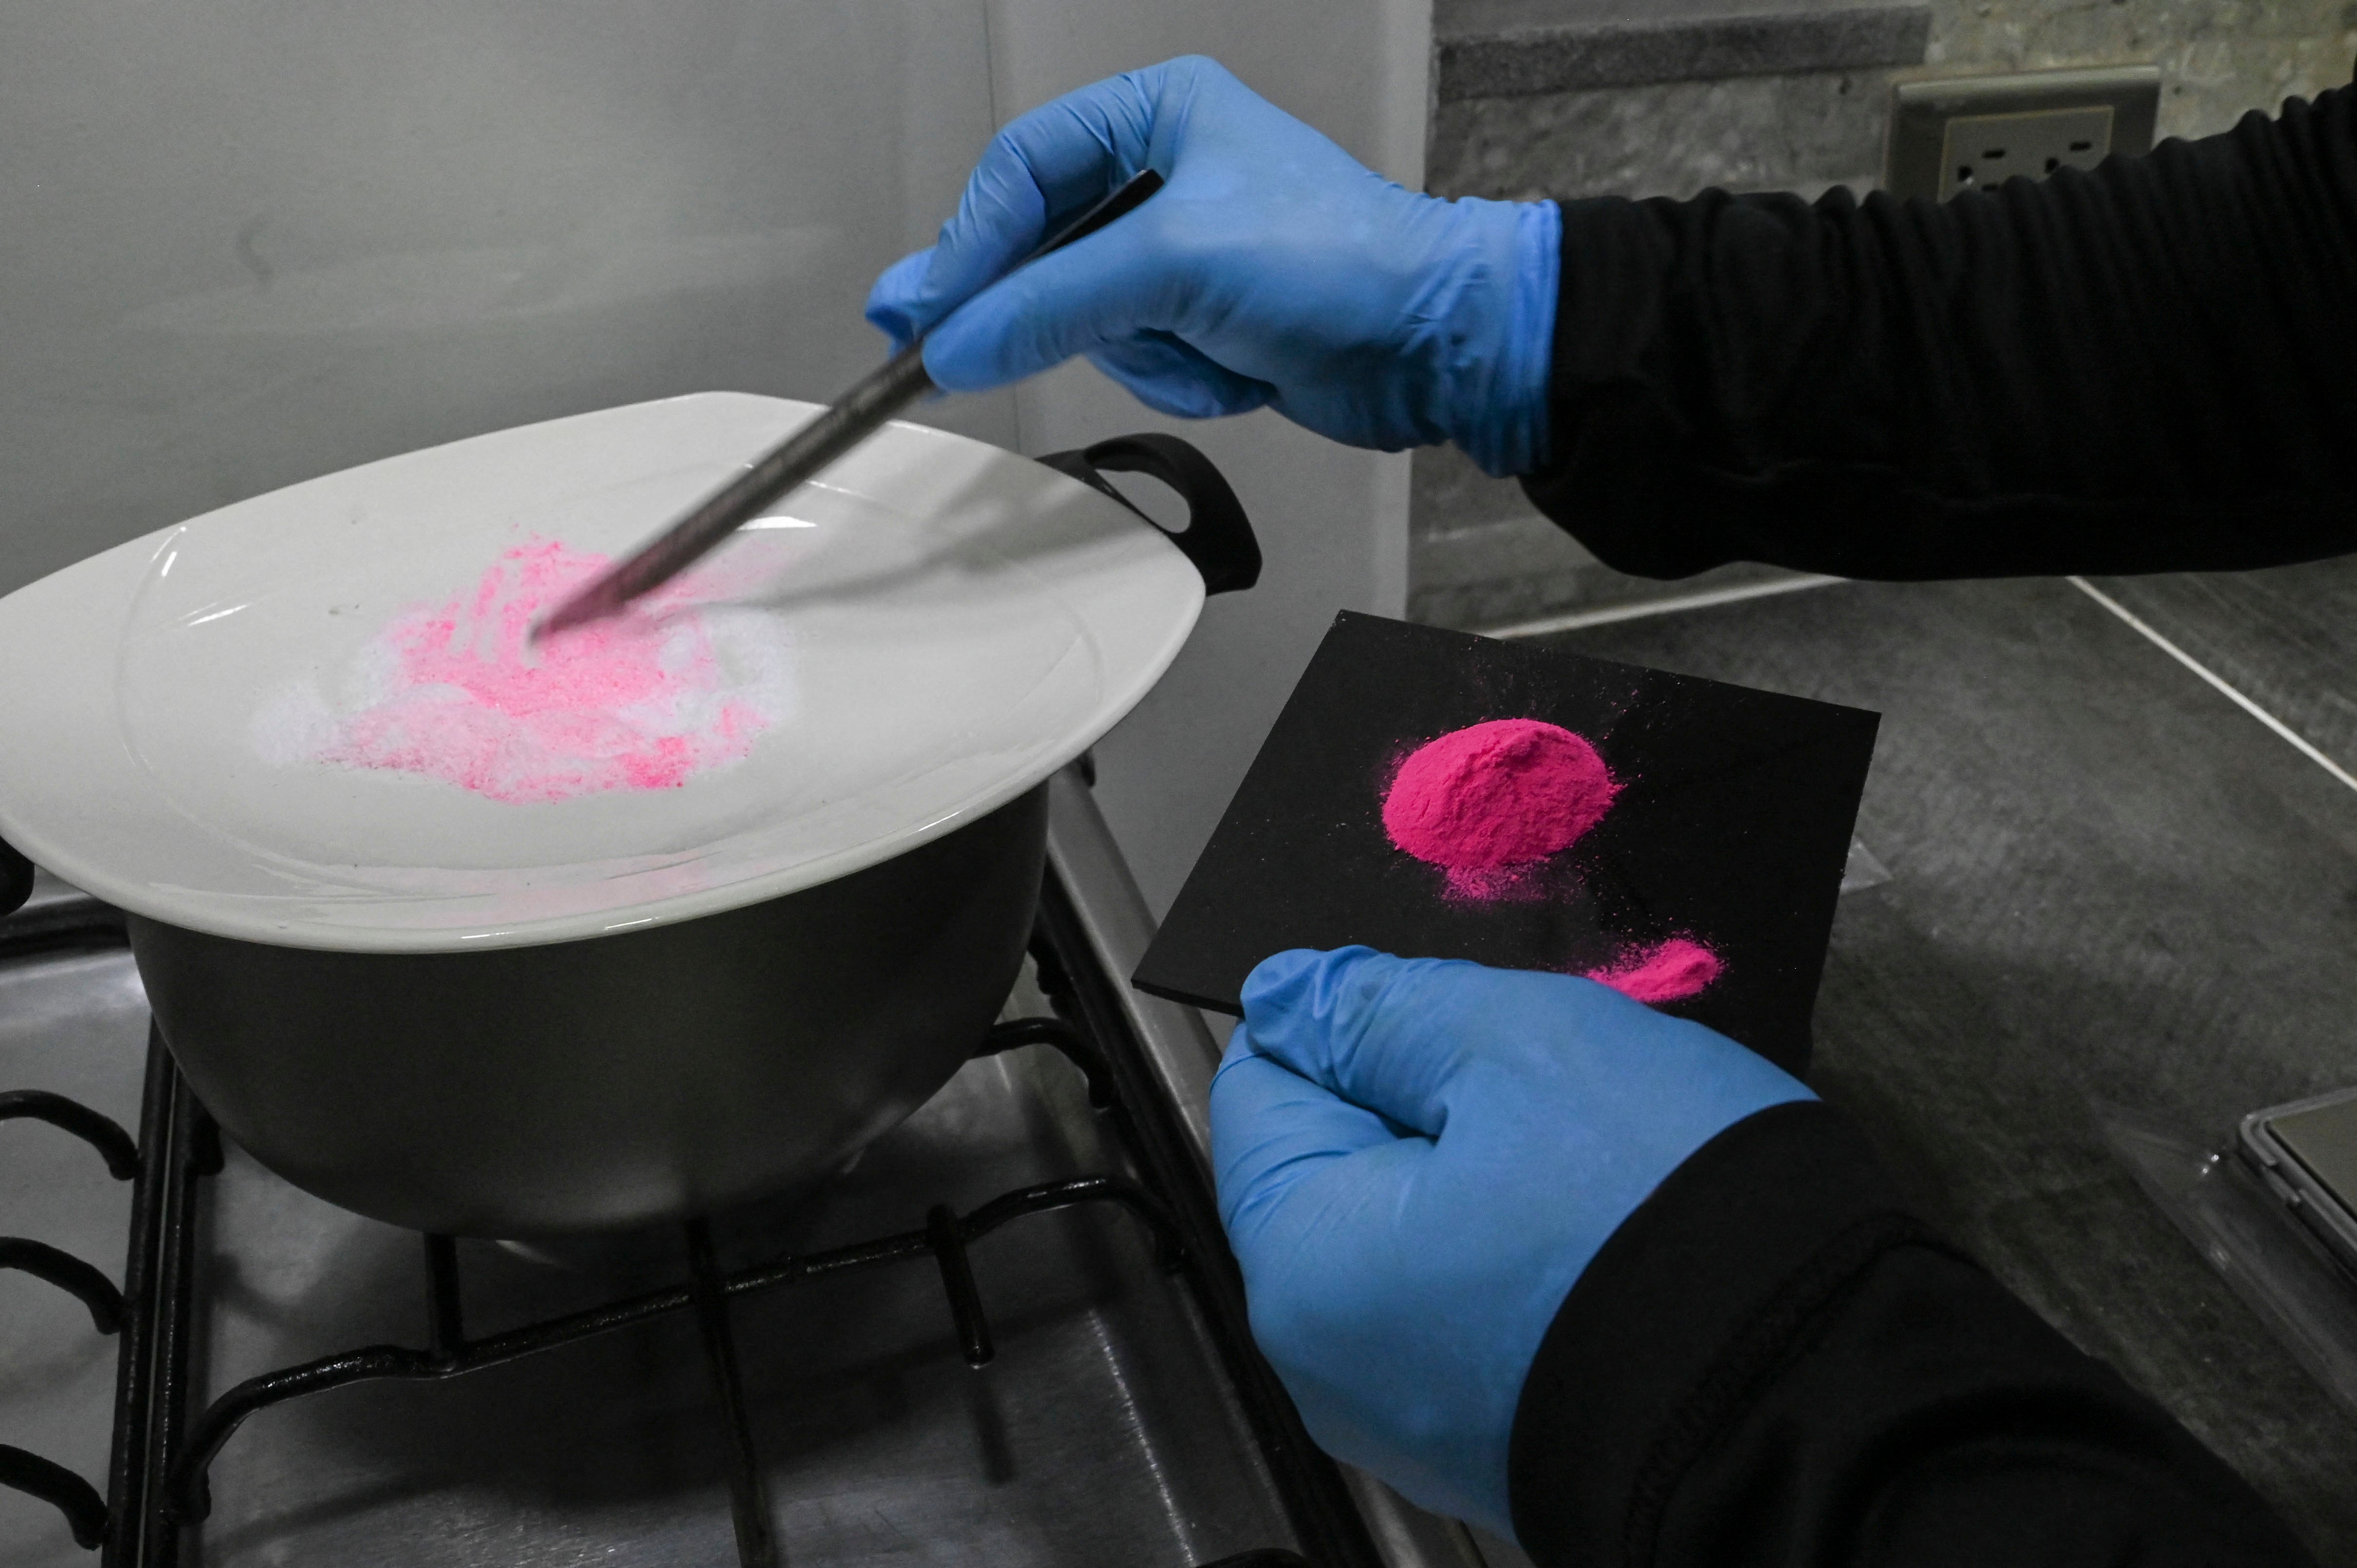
[1520,78,2357,580]
[1510,1103,2313,1567]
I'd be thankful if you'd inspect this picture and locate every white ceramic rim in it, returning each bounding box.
[0,393,1207,953]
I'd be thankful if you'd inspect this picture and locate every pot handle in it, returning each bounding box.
[1,836,32,921]
[1038,434,1262,596]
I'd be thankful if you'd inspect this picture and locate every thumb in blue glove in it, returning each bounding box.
[1208,946,1813,1540]
[864,56,1560,476]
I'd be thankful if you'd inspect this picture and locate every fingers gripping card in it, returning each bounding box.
[1132,612,1879,1075]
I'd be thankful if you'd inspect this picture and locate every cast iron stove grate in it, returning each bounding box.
[0,865,1378,1567]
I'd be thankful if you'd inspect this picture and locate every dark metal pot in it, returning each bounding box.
[6,432,1256,1240]
[127,785,1050,1237]
[133,435,1259,1238]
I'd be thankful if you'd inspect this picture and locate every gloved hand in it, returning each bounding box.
[864,56,1561,476]
[1209,947,1812,1539]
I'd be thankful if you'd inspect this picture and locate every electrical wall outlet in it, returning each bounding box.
[1886,66,2160,201]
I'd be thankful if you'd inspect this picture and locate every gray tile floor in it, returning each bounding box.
[1545,564,2357,1560]
[2087,561,2357,780]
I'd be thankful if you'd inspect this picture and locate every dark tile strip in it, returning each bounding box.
[1437,5,1930,99]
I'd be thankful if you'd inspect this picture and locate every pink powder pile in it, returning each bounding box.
[1585,937,1723,1005]
[305,537,770,804]
[1382,719,1619,898]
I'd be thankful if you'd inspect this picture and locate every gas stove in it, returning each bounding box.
[1,770,1484,1568]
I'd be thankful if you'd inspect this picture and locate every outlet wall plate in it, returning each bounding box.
[1886,65,2160,201]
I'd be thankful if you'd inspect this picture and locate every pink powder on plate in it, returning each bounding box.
[1585,937,1723,1005]
[1382,719,1618,897]
[301,537,773,804]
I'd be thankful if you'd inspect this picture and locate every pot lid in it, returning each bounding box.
[0,393,1204,952]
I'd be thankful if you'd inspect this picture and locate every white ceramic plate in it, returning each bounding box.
[0,393,1205,952]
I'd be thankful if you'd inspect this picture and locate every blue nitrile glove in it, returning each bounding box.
[864,56,1561,476]
[1209,947,1814,1539]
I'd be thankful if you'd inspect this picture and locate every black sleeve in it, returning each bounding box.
[1518,76,2357,580]
[1508,1101,2315,1568]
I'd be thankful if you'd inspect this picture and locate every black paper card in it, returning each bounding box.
[1132,612,1878,1074]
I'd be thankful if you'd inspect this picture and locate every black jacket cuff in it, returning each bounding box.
[1517,77,2357,583]
[1506,1100,2315,1568]
[1506,1100,1933,1564]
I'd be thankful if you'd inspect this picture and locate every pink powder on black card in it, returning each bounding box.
[297,537,774,803]
[1382,719,1619,897]
[1585,937,1723,1005]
